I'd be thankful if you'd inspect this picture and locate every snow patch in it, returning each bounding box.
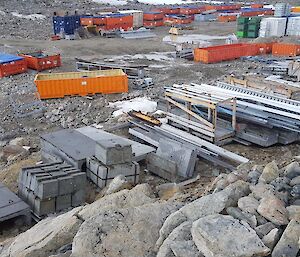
[11,12,46,20]
[92,0,127,5]
[109,97,157,117]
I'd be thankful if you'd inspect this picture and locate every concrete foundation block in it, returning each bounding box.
[58,176,74,195]
[71,189,85,207]
[35,179,59,199]
[56,194,71,212]
[34,197,55,216]
[95,138,132,165]
[71,173,86,191]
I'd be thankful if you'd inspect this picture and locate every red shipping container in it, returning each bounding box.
[256,43,275,54]
[19,52,61,71]
[0,54,27,78]
[143,12,164,21]
[93,16,106,25]
[106,15,133,26]
[143,20,164,27]
[105,23,132,31]
[194,43,259,63]
[251,4,263,8]
[272,43,300,57]
[80,17,93,26]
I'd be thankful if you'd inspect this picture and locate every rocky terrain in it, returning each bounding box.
[0,156,299,257]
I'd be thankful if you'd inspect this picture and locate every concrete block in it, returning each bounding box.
[95,138,132,165]
[56,194,71,212]
[147,152,178,182]
[58,176,74,195]
[35,179,59,199]
[30,174,52,192]
[27,191,36,208]
[71,189,86,207]
[34,197,55,216]
[71,173,86,191]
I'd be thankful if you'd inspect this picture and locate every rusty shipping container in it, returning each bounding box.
[272,43,300,57]
[0,53,27,78]
[34,69,128,99]
[19,51,61,71]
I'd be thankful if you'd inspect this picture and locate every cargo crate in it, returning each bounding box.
[248,16,262,24]
[19,52,61,71]
[143,20,164,27]
[237,24,248,31]
[143,12,164,21]
[0,54,27,78]
[237,17,249,25]
[53,15,81,35]
[247,24,260,31]
[34,69,128,99]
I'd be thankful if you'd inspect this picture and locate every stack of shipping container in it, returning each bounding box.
[143,12,164,27]
[236,16,261,38]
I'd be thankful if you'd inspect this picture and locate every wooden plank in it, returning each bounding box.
[165,97,214,128]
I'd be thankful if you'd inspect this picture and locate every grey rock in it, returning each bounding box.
[284,162,300,179]
[79,184,156,220]
[250,183,276,200]
[272,219,300,257]
[104,175,132,195]
[248,170,261,184]
[262,228,281,250]
[290,176,300,186]
[156,180,250,249]
[270,177,291,191]
[255,213,269,226]
[259,161,279,184]
[255,222,277,238]
[1,207,83,257]
[287,205,300,221]
[71,202,181,257]
[226,207,257,228]
[238,196,259,214]
[191,214,270,257]
[257,196,289,226]
[291,184,300,198]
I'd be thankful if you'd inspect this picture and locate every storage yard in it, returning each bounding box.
[0,0,300,257]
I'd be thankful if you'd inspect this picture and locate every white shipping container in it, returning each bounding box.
[119,10,143,28]
[259,17,287,37]
[287,17,300,36]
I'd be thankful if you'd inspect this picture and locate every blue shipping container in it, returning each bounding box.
[53,15,81,35]
[0,53,23,64]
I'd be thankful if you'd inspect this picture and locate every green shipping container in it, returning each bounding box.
[237,17,249,25]
[237,24,248,31]
[248,24,260,31]
[236,31,247,38]
[247,31,259,38]
[248,17,262,25]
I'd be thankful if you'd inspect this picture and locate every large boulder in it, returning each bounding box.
[0,207,83,257]
[272,219,300,257]
[155,180,250,249]
[257,196,289,226]
[250,183,276,200]
[79,184,155,220]
[71,202,181,257]
[157,221,202,257]
[191,214,270,257]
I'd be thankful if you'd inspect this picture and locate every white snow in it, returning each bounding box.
[92,0,127,5]
[11,12,46,20]
[109,97,157,117]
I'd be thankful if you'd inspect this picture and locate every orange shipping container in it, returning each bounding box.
[291,7,300,13]
[19,52,61,71]
[80,17,93,26]
[251,4,263,8]
[218,15,237,22]
[256,42,275,54]
[194,43,259,63]
[272,43,300,57]
[143,20,164,27]
[34,69,128,99]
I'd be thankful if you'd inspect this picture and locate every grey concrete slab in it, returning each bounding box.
[0,182,30,223]
[72,189,85,207]
[156,138,197,178]
[34,197,55,216]
[35,179,59,199]
[58,176,74,196]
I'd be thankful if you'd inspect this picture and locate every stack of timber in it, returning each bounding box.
[168,83,300,146]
